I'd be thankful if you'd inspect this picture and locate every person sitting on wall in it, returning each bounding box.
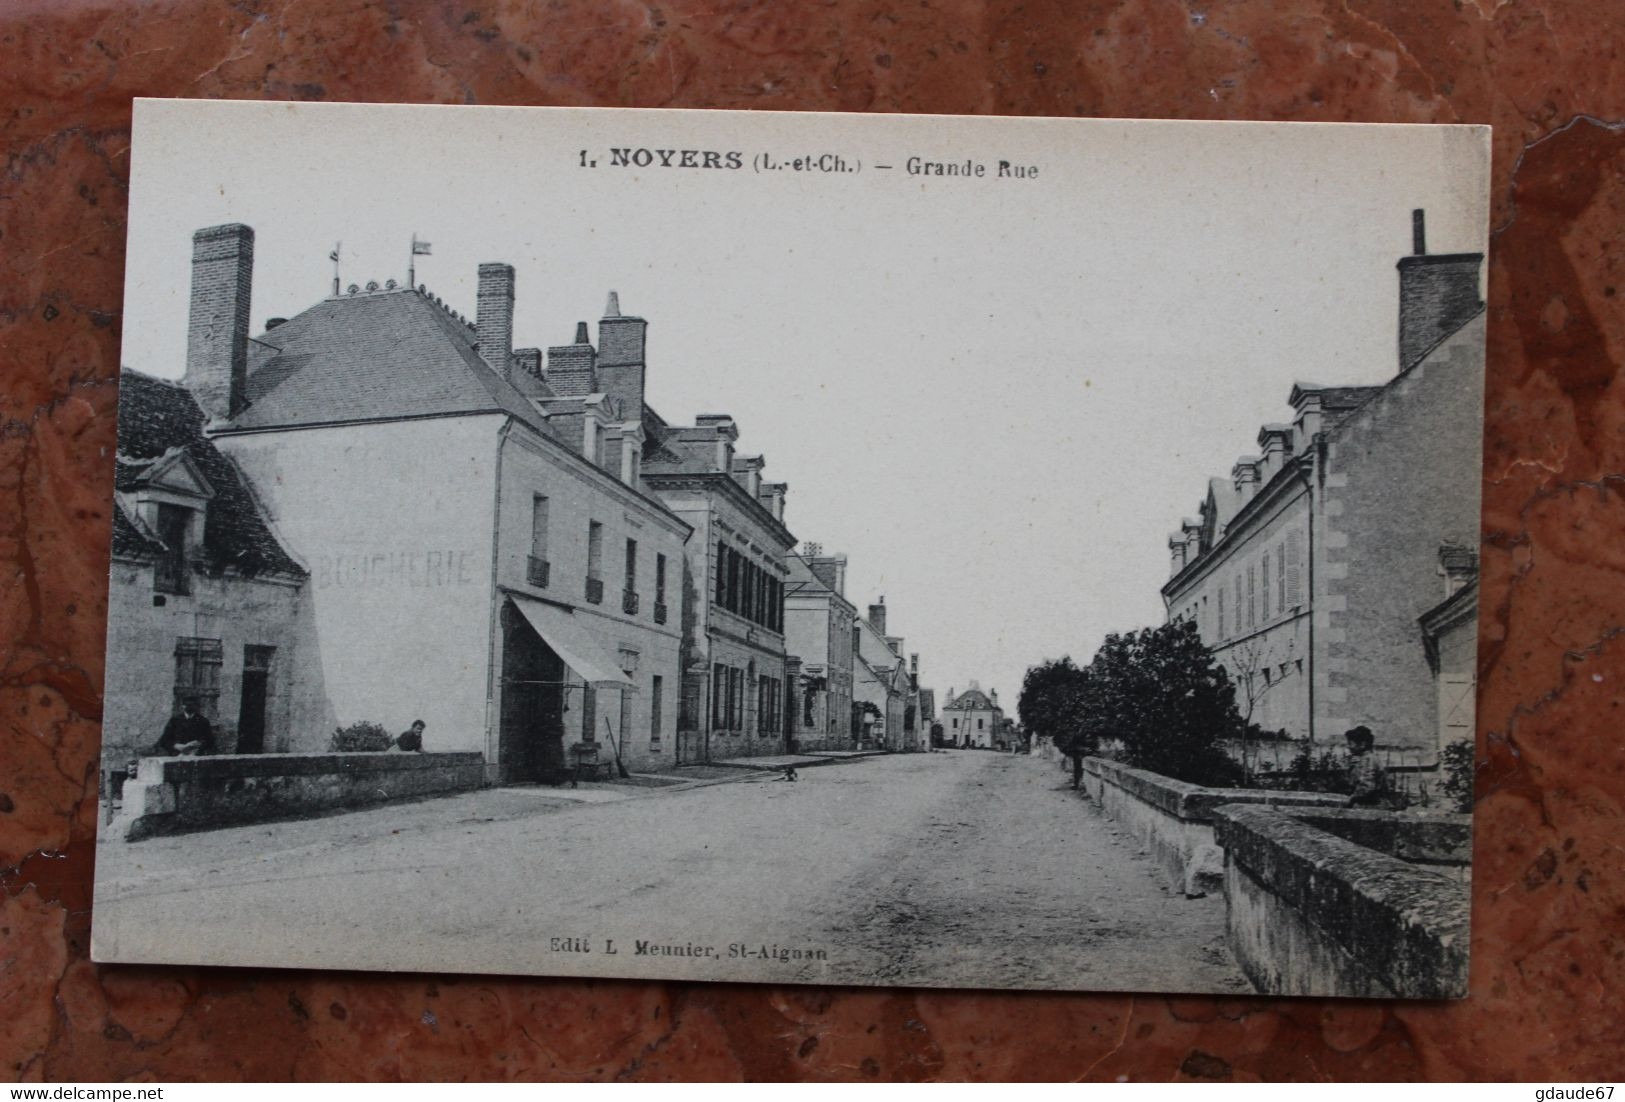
[395,720,426,753]
[157,697,217,756]
[1344,725,1386,807]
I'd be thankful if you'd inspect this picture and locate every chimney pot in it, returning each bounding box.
[1412,208,1426,255]
[604,290,621,317]
[185,223,255,422]
[574,321,590,344]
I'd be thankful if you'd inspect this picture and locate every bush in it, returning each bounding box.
[1438,737,1475,813]
[330,721,394,753]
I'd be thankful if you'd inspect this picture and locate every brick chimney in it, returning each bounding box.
[185,223,255,422]
[546,322,597,397]
[808,552,847,596]
[597,290,648,422]
[695,414,737,471]
[759,481,788,521]
[1397,208,1485,373]
[475,262,515,378]
[868,597,886,635]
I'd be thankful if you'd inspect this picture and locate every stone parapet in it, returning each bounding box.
[1081,756,1346,897]
[108,752,485,842]
[1211,803,1470,998]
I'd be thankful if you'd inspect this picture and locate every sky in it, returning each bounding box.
[122,101,1490,707]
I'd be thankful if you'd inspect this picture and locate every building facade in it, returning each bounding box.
[103,370,324,779]
[783,546,857,751]
[940,685,1004,749]
[152,224,691,784]
[642,414,796,762]
[853,598,912,751]
[1161,211,1485,763]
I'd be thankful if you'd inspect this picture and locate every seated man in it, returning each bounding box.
[157,697,217,756]
[396,719,426,753]
[1344,725,1386,807]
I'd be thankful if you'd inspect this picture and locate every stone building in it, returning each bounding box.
[641,413,796,763]
[853,598,910,750]
[103,369,324,780]
[940,684,1004,749]
[159,223,691,783]
[1161,211,1484,763]
[783,544,856,751]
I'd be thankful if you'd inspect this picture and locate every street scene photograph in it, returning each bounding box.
[92,100,1489,998]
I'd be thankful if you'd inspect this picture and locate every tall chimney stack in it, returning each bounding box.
[868,597,886,635]
[476,262,515,379]
[185,223,255,423]
[597,289,648,422]
[1396,208,1484,373]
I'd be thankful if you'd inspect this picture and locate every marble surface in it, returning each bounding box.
[3,0,1622,1082]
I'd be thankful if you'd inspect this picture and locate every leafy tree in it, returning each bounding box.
[1076,620,1246,786]
[1019,657,1088,754]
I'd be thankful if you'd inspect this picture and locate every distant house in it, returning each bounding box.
[104,369,320,775]
[1161,210,1484,764]
[940,684,1004,750]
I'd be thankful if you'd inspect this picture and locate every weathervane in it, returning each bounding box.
[410,233,432,288]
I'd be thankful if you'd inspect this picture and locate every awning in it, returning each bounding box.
[507,594,633,688]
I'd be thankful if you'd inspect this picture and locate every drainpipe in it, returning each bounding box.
[485,421,513,782]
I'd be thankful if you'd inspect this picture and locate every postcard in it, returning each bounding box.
[92,100,1488,997]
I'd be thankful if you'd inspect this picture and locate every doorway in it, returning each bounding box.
[237,645,275,753]
[499,602,567,783]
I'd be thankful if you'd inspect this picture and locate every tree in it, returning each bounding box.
[1019,657,1097,786]
[1075,620,1246,786]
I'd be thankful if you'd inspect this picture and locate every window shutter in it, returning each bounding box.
[1217,586,1226,640]
[1286,529,1303,607]
[1261,553,1271,620]
[1277,542,1287,609]
[1234,575,1243,635]
[1247,565,1256,629]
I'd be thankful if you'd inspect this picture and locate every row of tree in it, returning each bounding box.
[1017,620,1248,786]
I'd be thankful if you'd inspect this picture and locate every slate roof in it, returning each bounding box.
[228,288,548,434]
[114,370,305,577]
[944,688,997,712]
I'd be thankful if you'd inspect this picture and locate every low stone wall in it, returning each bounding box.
[1081,757,1345,895]
[1212,804,1470,998]
[108,751,486,841]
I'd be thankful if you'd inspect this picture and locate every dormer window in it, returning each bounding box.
[118,446,215,597]
[154,504,192,594]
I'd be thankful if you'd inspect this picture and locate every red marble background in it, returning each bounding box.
[3,0,1622,1082]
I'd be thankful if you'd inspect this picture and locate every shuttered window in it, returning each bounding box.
[1286,529,1304,607]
